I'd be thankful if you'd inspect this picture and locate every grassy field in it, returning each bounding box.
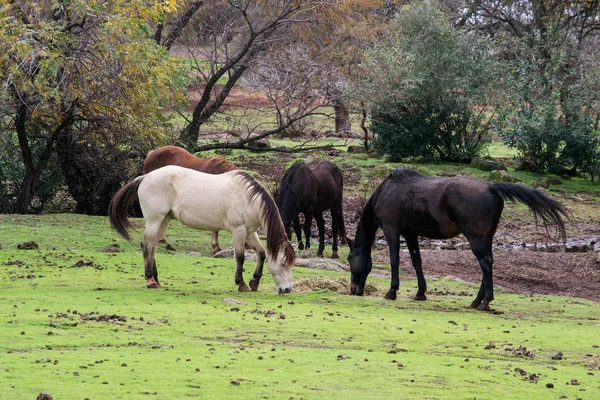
[1,213,599,399]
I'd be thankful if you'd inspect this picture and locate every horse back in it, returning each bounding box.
[306,161,344,210]
[375,175,497,239]
[143,145,236,175]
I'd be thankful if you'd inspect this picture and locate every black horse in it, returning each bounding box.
[278,161,346,258]
[347,169,570,311]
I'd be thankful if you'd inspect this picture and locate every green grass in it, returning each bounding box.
[1,214,599,399]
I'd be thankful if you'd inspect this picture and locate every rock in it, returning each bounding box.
[472,157,506,171]
[17,240,38,250]
[347,145,367,154]
[248,139,271,149]
[37,393,53,400]
[487,170,521,183]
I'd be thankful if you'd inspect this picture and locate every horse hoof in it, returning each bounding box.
[298,242,304,251]
[146,282,160,289]
[165,244,176,251]
[330,251,339,259]
[249,279,259,292]
[384,291,397,300]
[477,300,491,311]
[238,283,251,292]
[414,294,427,301]
[212,247,222,254]
[316,252,323,258]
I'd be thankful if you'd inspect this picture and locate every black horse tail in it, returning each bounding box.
[108,176,145,241]
[490,183,571,242]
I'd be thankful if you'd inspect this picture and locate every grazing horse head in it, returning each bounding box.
[238,171,296,293]
[267,241,295,294]
[347,238,372,296]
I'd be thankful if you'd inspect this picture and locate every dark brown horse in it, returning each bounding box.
[143,145,237,252]
[278,161,346,258]
[347,168,570,311]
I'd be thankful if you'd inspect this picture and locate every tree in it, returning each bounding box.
[460,0,600,175]
[363,1,496,162]
[0,0,180,213]
[173,0,321,151]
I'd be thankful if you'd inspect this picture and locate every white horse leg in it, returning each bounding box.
[232,228,250,292]
[142,215,171,288]
[246,232,266,292]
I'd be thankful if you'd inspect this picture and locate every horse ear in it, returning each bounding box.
[345,236,354,249]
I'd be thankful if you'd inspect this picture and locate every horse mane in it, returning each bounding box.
[389,168,423,181]
[278,162,305,217]
[205,155,237,173]
[236,171,295,264]
[144,146,237,175]
[353,189,380,252]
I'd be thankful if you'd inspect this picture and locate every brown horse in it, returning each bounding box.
[348,168,570,311]
[143,146,237,253]
[278,161,346,258]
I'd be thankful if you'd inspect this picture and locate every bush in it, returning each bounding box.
[364,1,495,163]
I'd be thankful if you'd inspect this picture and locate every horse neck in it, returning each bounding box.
[278,185,298,225]
[354,196,379,255]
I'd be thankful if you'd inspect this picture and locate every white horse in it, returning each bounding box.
[108,165,295,294]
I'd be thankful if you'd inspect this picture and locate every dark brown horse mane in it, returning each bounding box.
[389,168,422,181]
[236,171,295,264]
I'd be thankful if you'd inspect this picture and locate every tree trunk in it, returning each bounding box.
[333,102,351,133]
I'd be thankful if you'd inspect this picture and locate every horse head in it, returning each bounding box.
[267,241,295,294]
[347,244,372,296]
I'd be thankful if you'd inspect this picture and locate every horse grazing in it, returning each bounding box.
[143,145,237,253]
[347,169,570,311]
[278,161,346,258]
[108,165,295,294]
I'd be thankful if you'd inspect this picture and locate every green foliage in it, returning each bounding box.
[364,1,495,163]
[498,25,600,176]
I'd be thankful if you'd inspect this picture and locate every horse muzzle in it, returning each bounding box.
[278,286,292,294]
[350,282,364,296]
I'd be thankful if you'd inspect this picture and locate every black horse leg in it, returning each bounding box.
[303,209,313,253]
[246,232,266,292]
[404,234,426,300]
[233,230,250,292]
[466,236,494,311]
[141,239,160,288]
[293,216,303,250]
[383,230,400,300]
[331,210,340,259]
[315,213,326,258]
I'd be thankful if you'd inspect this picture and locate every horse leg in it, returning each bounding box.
[246,232,266,291]
[466,236,494,311]
[303,209,313,254]
[330,210,340,259]
[141,215,171,288]
[315,213,326,258]
[404,234,427,300]
[232,228,251,292]
[211,231,222,254]
[378,230,400,300]
[293,217,304,250]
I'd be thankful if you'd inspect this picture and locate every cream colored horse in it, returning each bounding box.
[108,165,295,294]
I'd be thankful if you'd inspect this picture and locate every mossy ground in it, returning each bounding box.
[1,214,599,399]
